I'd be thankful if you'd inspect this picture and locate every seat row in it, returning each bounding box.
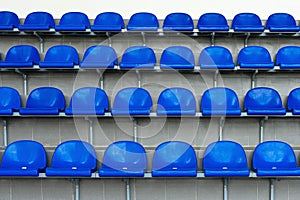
[1,11,300,32]
[1,139,299,177]
[1,86,300,116]
[1,44,300,69]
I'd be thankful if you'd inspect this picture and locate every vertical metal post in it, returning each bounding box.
[85,117,94,145]
[34,32,44,53]
[106,32,112,47]
[211,32,216,46]
[124,179,131,200]
[141,32,146,46]
[136,70,141,88]
[244,33,250,47]
[251,70,258,89]
[133,118,138,143]
[75,178,80,200]
[259,117,267,143]
[2,119,7,147]
[23,73,28,96]
[270,179,275,200]
[96,69,104,89]
[219,116,225,141]
[223,178,228,200]
[213,70,219,88]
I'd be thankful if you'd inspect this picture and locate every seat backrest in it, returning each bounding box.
[93,12,124,28]
[0,11,19,28]
[266,13,297,28]
[163,12,194,30]
[238,46,272,64]
[232,13,263,28]
[244,87,283,110]
[0,87,21,110]
[113,87,152,112]
[120,46,156,67]
[51,140,96,170]
[157,87,196,114]
[201,87,240,112]
[23,11,55,27]
[5,45,40,64]
[276,46,300,65]
[160,46,195,68]
[43,45,79,64]
[287,88,300,110]
[199,46,234,66]
[127,12,158,30]
[101,141,147,171]
[26,87,65,110]
[1,140,46,170]
[69,87,109,110]
[58,12,90,27]
[203,141,248,170]
[152,141,197,171]
[81,45,117,67]
[198,13,228,27]
[252,141,298,170]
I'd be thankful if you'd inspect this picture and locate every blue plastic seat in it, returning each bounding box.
[287,88,300,115]
[119,46,156,69]
[152,141,197,177]
[266,13,299,32]
[99,141,147,177]
[0,140,46,176]
[253,141,300,176]
[0,87,21,115]
[197,13,229,31]
[276,46,300,69]
[39,45,79,68]
[157,87,196,115]
[46,140,97,177]
[201,87,241,116]
[163,13,194,31]
[55,12,90,31]
[244,87,286,115]
[91,12,124,31]
[203,141,250,177]
[0,45,40,68]
[18,12,55,31]
[199,46,235,69]
[232,13,264,32]
[160,46,195,69]
[127,12,158,31]
[65,87,109,115]
[111,87,152,115]
[238,46,274,69]
[80,45,117,68]
[0,11,19,30]
[19,87,65,115]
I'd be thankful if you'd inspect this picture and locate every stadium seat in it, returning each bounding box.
[238,46,274,68]
[91,12,124,31]
[46,140,97,176]
[18,11,55,31]
[266,13,299,32]
[0,87,21,115]
[160,46,195,69]
[201,87,241,116]
[39,45,79,68]
[99,141,147,177]
[0,45,40,68]
[199,46,235,69]
[0,140,46,176]
[244,87,286,115]
[80,45,118,68]
[197,13,229,31]
[276,46,300,69]
[252,141,300,176]
[232,13,264,32]
[203,141,250,176]
[0,11,19,30]
[65,87,109,115]
[156,87,196,115]
[111,87,152,115]
[152,141,197,177]
[163,13,194,31]
[19,87,65,115]
[119,46,156,68]
[55,12,90,31]
[287,88,300,115]
[127,12,159,31]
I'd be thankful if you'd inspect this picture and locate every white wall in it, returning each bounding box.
[2,0,300,19]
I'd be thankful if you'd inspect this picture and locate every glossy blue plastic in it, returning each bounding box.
[0,140,46,176]
[111,87,152,115]
[157,87,196,115]
[163,13,194,31]
[276,46,300,69]
[198,13,229,31]
[266,13,299,32]
[253,141,300,176]
[18,12,55,31]
[287,88,300,115]
[152,141,197,177]
[160,46,195,69]
[99,141,147,177]
[0,87,21,115]
[127,12,158,31]
[238,46,274,68]
[232,13,264,32]
[199,46,235,69]
[46,140,97,176]
[201,87,241,116]
[0,11,19,30]
[55,12,90,31]
[91,12,124,31]
[19,87,65,115]
[244,87,286,115]
[119,46,156,68]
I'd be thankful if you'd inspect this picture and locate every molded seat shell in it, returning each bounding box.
[18,12,55,31]
[266,13,299,32]
[276,46,300,69]
[238,46,274,68]
[163,13,194,31]
[91,12,124,31]
[160,46,195,69]
[55,12,90,31]
[127,12,158,31]
[287,88,300,115]
[198,13,229,31]
[0,11,19,30]
[199,46,235,69]
[0,87,21,115]
[232,13,264,32]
